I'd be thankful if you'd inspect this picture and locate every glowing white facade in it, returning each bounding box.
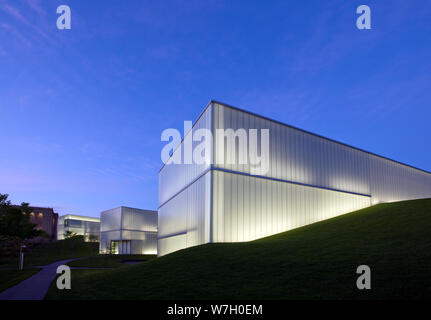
[57,214,100,241]
[158,101,431,256]
[100,207,158,255]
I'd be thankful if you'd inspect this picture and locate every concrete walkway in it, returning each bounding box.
[0,258,79,300]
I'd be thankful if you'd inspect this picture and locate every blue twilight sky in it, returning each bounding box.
[0,0,430,217]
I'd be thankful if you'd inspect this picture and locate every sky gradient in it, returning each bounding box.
[1,0,430,217]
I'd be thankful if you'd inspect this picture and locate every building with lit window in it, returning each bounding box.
[17,206,58,240]
[158,100,431,256]
[57,214,100,242]
[99,207,158,255]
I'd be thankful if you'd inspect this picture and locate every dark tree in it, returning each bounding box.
[64,230,77,239]
[0,193,43,239]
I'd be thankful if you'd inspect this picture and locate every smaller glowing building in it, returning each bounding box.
[100,206,158,255]
[57,214,100,242]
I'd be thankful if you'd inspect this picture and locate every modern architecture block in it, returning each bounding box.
[99,206,158,255]
[158,101,431,256]
[57,214,100,241]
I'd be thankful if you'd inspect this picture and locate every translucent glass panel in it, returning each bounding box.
[100,233,156,254]
[159,104,213,205]
[117,241,131,254]
[213,103,371,196]
[212,170,371,242]
[122,230,157,241]
[369,155,431,204]
[100,207,158,254]
[100,207,122,232]
[82,221,100,234]
[158,171,211,256]
[131,237,158,255]
[213,103,431,200]
[158,234,187,256]
[100,231,157,254]
[124,234,157,254]
[99,230,121,253]
[57,216,65,240]
[122,207,158,232]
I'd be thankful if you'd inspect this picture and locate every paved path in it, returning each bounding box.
[0,258,79,300]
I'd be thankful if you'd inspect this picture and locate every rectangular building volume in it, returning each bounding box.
[158,101,431,256]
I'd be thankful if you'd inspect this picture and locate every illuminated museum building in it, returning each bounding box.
[57,214,100,241]
[100,206,158,255]
[158,101,431,256]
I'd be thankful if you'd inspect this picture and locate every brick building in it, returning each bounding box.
[11,205,59,240]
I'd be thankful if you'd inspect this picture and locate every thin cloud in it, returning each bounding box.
[0,1,50,41]
[0,22,32,47]
[1,3,27,24]
[25,0,46,16]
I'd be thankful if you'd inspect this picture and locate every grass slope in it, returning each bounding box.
[67,254,157,268]
[0,269,41,292]
[0,237,99,267]
[26,237,99,266]
[46,199,431,300]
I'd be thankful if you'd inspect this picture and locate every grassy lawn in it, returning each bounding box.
[0,237,99,268]
[46,198,431,300]
[46,269,106,298]
[0,269,41,292]
[67,254,157,268]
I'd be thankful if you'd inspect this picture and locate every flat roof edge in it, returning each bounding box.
[60,214,100,222]
[159,100,214,173]
[101,206,157,214]
[211,100,431,176]
[158,99,431,176]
